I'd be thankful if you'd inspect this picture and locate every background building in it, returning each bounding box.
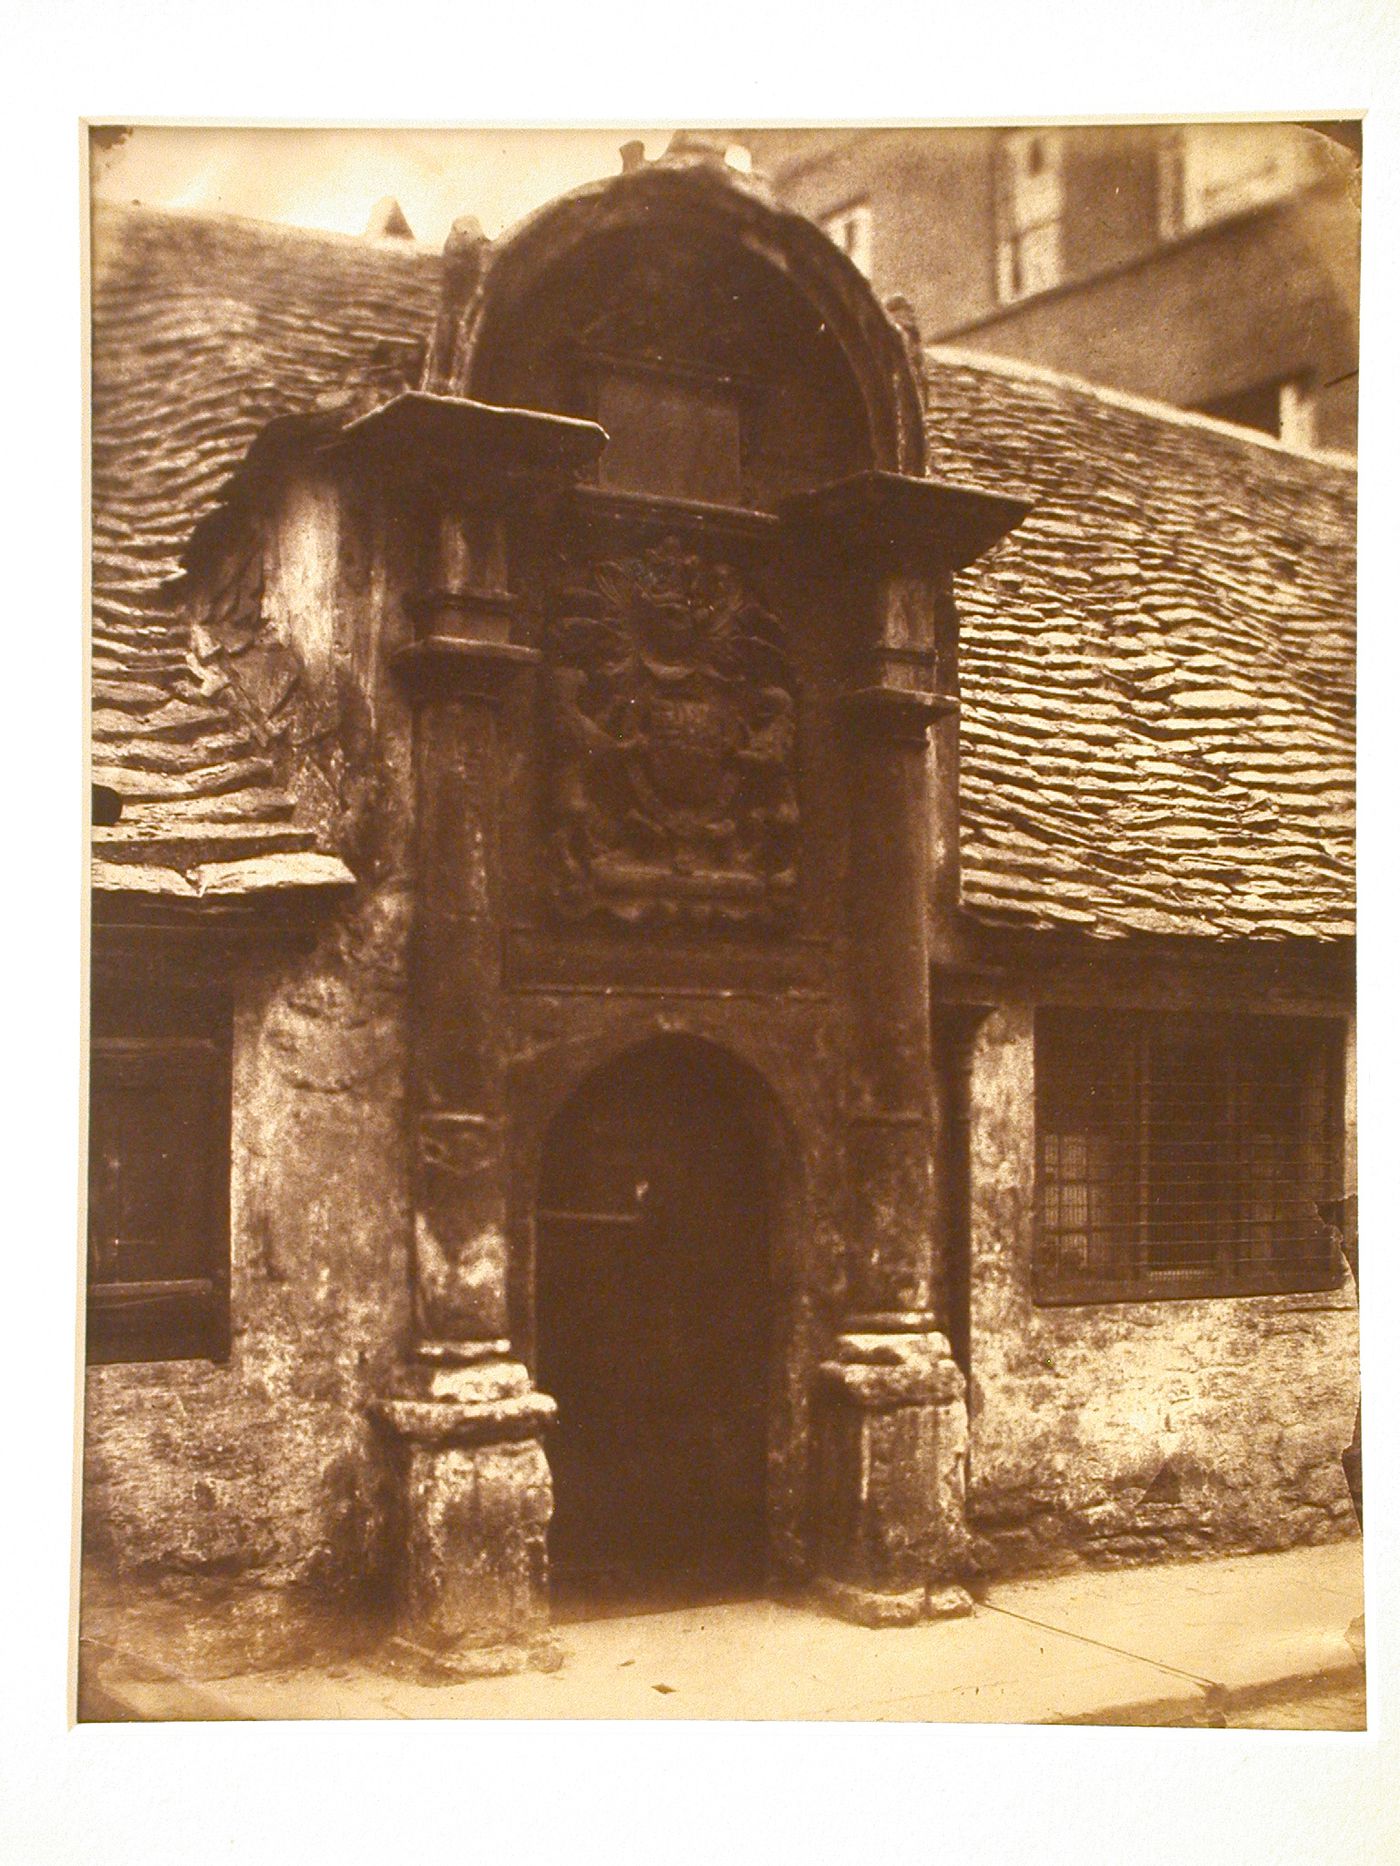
[744,123,1360,452]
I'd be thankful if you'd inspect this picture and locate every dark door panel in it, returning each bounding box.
[536,1042,772,1612]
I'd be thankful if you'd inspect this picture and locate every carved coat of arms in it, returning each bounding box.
[543,537,799,928]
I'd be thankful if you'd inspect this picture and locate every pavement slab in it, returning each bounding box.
[982,1541,1364,1700]
[77,1538,1365,1728]
[206,1598,1203,1724]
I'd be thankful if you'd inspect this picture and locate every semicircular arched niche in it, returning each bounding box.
[433,157,926,508]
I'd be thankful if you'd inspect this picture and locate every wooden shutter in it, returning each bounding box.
[87,1022,231,1365]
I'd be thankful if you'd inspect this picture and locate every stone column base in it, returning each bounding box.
[373,1359,558,1677]
[809,1576,972,1628]
[812,1331,971,1626]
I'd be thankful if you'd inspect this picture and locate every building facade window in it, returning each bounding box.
[995,130,1065,302]
[1277,378,1320,449]
[86,984,232,1364]
[1157,122,1329,240]
[1034,1008,1345,1304]
[1155,127,1188,241]
[821,201,874,278]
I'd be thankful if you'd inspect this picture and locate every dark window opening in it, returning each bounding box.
[820,202,874,278]
[995,130,1065,302]
[1034,1009,1345,1304]
[1195,380,1284,437]
[87,987,232,1364]
[1192,376,1317,447]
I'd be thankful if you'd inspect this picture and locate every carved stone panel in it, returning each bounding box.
[541,536,799,930]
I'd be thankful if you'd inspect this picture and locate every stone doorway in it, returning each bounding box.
[534,1038,775,1614]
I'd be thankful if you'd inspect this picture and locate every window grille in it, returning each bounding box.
[1034,1009,1345,1303]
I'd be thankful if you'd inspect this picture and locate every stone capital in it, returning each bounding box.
[329,390,606,485]
[374,1390,557,1450]
[392,636,540,705]
[818,1330,964,1409]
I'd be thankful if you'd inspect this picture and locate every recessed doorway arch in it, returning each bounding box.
[532,1033,790,1612]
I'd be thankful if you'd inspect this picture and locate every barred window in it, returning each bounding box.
[1034,1009,1345,1303]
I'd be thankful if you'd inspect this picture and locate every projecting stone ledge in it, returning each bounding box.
[373,1389,556,1449]
[91,850,356,898]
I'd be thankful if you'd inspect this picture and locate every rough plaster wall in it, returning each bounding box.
[82,884,415,1613]
[765,130,1000,336]
[965,1003,1359,1573]
[266,478,341,686]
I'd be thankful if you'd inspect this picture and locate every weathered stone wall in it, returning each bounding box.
[964,1003,1359,1575]
[84,452,424,1658]
[81,884,415,1653]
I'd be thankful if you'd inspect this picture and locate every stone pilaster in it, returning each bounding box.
[395,503,529,1353]
[824,674,971,1624]
[385,508,549,1666]
[839,681,950,1327]
[781,472,1026,1625]
[340,396,604,1671]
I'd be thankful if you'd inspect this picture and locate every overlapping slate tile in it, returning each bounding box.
[89,202,440,881]
[925,347,1354,941]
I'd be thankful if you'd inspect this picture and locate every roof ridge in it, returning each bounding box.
[924,342,1358,474]
[90,196,441,260]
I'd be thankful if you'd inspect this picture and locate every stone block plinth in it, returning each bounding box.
[812,1331,971,1626]
[374,1360,559,1675]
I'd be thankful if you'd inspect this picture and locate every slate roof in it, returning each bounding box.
[89,202,440,889]
[89,203,1355,940]
[923,347,1355,940]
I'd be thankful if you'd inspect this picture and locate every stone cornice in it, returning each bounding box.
[779,470,1030,572]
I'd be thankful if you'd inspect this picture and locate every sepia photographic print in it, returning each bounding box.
[80,120,1362,1730]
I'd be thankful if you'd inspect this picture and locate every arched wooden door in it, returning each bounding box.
[535,1039,774,1611]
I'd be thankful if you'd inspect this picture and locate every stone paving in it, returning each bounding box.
[1223,1676,1366,1730]
[78,1538,1365,1728]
